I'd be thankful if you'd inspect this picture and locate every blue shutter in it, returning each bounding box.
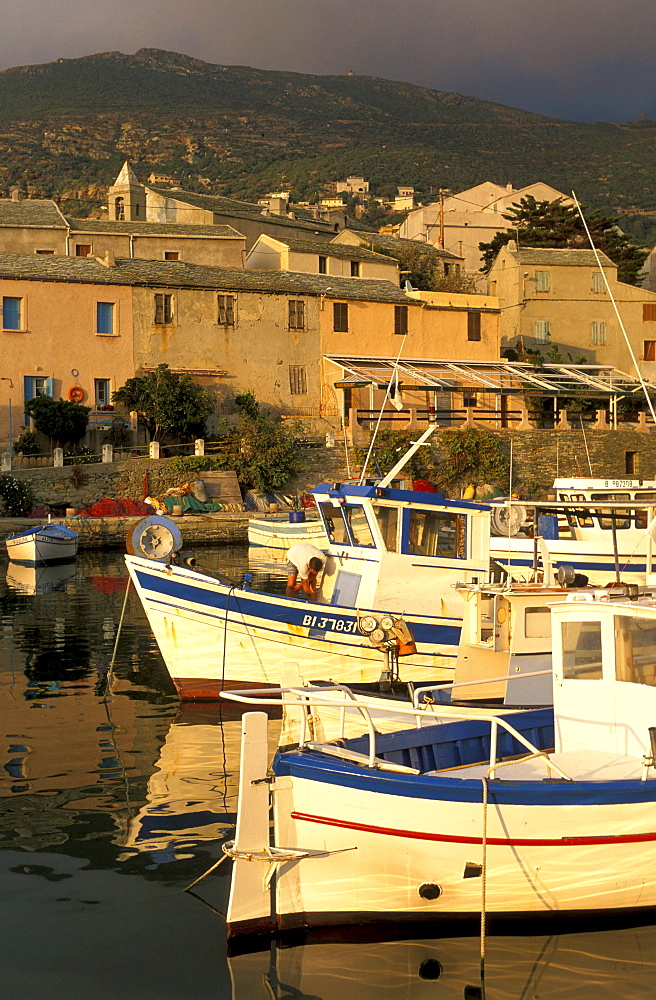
[3,297,21,330]
[44,377,54,397]
[23,376,34,403]
[97,302,113,335]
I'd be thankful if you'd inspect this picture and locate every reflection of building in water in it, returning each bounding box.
[229,924,656,1000]
[122,708,281,862]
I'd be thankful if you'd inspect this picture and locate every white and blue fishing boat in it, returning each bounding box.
[490,476,656,584]
[5,523,78,565]
[125,476,493,698]
[223,589,656,935]
[247,511,327,551]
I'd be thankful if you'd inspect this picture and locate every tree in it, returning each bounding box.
[112,365,214,440]
[479,196,649,285]
[25,396,90,448]
[228,392,305,492]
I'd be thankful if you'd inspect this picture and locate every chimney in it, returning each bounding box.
[507,239,517,252]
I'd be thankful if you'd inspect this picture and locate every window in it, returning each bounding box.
[644,341,656,361]
[343,505,375,547]
[95,378,111,408]
[333,302,349,332]
[644,304,656,322]
[463,392,477,408]
[288,300,305,330]
[35,249,55,255]
[591,321,607,345]
[164,251,179,261]
[562,621,603,679]
[24,375,52,419]
[592,271,605,293]
[394,305,408,336]
[318,255,327,274]
[96,302,115,336]
[467,312,481,341]
[525,607,551,639]
[407,510,465,559]
[154,293,173,325]
[373,504,398,551]
[615,616,656,686]
[350,260,360,277]
[626,451,638,475]
[217,294,234,326]
[534,320,551,343]
[115,197,125,221]
[2,296,22,330]
[75,244,92,257]
[289,365,307,395]
[535,271,551,292]
[319,502,350,544]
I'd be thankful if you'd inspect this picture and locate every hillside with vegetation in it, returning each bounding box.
[1,47,656,240]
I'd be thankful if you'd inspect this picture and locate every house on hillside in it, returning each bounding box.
[400,181,571,280]
[332,229,465,283]
[107,162,342,249]
[0,187,246,268]
[489,242,656,379]
[245,233,400,282]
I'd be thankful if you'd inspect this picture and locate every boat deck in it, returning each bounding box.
[430,748,647,782]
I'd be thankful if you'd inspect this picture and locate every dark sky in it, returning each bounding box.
[2,0,655,123]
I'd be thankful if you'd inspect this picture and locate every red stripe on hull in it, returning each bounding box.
[173,676,280,701]
[291,811,656,848]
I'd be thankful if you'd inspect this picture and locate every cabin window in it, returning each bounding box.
[597,509,631,530]
[590,492,630,501]
[319,502,350,545]
[562,621,603,679]
[636,491,656,501]
[525,607,551,639]
[343,505,375,547]
[615,616,656,687]
[373,504,398,551]
[406,510,465,559]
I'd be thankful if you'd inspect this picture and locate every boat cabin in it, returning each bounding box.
[311,482,492,616]
[551,595,656,758]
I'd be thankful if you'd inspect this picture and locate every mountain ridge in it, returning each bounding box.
[0,48,654,243]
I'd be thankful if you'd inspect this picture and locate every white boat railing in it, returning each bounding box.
[220,685,569,779]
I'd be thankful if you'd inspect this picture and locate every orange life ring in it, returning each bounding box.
[68,386,84,402]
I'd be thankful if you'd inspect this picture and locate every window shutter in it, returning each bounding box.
[23,376,34,403]
[154,294,164,324]
[44,377,54,397]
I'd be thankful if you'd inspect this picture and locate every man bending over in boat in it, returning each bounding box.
[286,542,325,601]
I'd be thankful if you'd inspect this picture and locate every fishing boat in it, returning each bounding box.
[247,511,327,551]
[5,523,78,564]
[5,559,77,595]
[490,477,656,584]
[223,589,656,935]
[125,470,495,698]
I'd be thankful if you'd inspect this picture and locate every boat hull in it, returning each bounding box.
[5,525,78,565]
[270,760,656,929]
[248,516,326,550]
[125,556,461,698]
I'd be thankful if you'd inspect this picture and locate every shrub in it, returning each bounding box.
[0,475,34,516]
[14,431,40,456]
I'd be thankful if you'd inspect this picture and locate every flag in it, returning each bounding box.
[390,367,404,411]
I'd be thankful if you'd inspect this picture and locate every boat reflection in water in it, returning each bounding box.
[122,705,281,862]
[6,559,77,596]
[229,922,656,1000]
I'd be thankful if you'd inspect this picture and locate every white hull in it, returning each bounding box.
[490,535,653,584]
[125,556,460,698]
[273,765,656,927]
[5,525,78,564]
[248,516,326,550]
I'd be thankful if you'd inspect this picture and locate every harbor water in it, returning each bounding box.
[1,545,656,999]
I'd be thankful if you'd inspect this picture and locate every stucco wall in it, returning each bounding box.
[0,276,134,448]
[131,285,324,420]
[0,226,67,255]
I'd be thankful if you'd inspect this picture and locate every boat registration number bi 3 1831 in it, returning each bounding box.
[301,613,356,633]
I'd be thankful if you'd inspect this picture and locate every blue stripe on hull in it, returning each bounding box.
[133,568,462,651]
